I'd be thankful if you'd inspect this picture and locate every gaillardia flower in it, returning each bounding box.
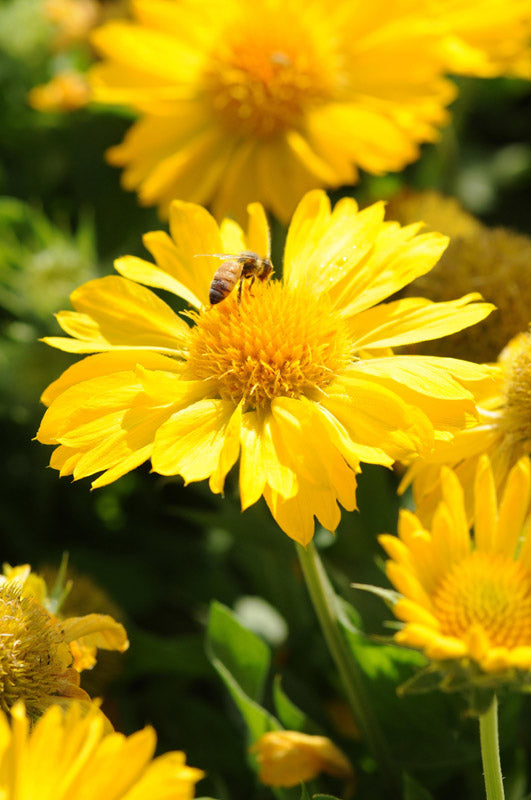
[380,455,531,684]
[37,192,494,544]
[0,701,204,799]
[0,564,128,717]
[88,0,456,221]
[251,730,353,788]
[405,330,531,523]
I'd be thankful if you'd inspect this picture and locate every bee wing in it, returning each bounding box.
[194,253,236,260]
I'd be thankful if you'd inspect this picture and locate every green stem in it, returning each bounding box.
[479,695,505,800]
[296,541,398,786]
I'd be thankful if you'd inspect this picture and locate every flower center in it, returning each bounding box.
[186,281,352,409]
[0,585,72,716]
[501,333,531,449]
[432,551,531,648]
[201,10,339,137]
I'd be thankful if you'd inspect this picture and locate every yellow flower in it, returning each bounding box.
[45,0,101,49]
[28,71,91,112]
[405,330,531,523]
[380,455,531,682]
[251,730,353,788]
[0,701,204,799]
[387,191,531,363]
[0,564,128,717]
[36,192,495,545]
[88,0,455,221]
[422,0,531,78]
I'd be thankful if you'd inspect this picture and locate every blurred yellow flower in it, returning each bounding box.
[0,563,128,716]
[251,730,353,787]
[28,71,90,111]
[381,455,531,681]
[0,701,204,799]
[405,330,531,523]
[36,191,494,544]
[88,0,456,221]
[387,190,531,363]
[423,0,531,78]
[45,0,101,48]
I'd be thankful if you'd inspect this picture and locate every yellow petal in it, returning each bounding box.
[474,455,498,552]
[152,399,234,481]
[62,614,129,653]
[346,294,494,350]
[494,456,531,556]
[246,202,271,258]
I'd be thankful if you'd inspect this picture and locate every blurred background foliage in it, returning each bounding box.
[1,1,531,798]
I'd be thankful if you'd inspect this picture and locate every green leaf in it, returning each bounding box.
[403,773,435,800]
[299,784,311,800]
[273,675,308,731]
[206,601,280,742]
[313,795,343,800]
[337,611,478,774]
[206,600,271,702]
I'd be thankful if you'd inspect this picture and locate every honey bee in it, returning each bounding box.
[202,251,274,305]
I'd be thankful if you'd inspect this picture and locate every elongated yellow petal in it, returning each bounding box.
[473,455,498,552]
[494,457,531,556]
[346,294,494,350]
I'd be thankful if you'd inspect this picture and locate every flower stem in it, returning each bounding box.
[479,695,505,800]
[296,541,398,786]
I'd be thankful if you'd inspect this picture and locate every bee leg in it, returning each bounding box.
[248,275,256,296]
[237,277,244,304]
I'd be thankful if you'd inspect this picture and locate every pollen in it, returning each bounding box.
[0,584,72,717]
[432,551,531,649]
[501,333,531,448]
[186,281,352,409]
[201,11,339,137]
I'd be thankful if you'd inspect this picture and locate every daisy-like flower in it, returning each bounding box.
[251,730,353,788]
[0,701,204,799]
[380,455,531,683]
[88,0,456,221]
[0,564,128,717]
[405,330,531,523]
[36,191,495,545]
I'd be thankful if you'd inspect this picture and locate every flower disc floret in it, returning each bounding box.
[202,12,337,138]
[432,552,531,648]
[37,192,495,544]
[186,282,352,408]
[502,336,531,447]
[0,585,77,718]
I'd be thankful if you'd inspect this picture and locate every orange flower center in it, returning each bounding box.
[432,551,531,648]
[501,334,531,449]
[201,10,340,137]
[186,280,352,409]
